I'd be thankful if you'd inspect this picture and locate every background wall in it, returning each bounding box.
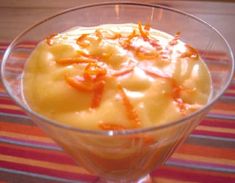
[0,0,234,54]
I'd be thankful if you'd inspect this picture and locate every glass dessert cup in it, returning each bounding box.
[1,3,234,183]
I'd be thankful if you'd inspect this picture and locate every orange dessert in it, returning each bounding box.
[23,23,211,130]
[22,23,211,180]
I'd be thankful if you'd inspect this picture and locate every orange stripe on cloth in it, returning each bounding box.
[0,143,63,157]
[0,87,6,93]
[0,154,89,175]
[212,100,235,111]
[176,143,235,160]
[196,125,235,134]
[0,121,46,137]
[226,89,235,95]
[172,153,235,167]
[209,109,235,116]
[152,177,196,183]
[0,104,22,111]
[158,165,235,179]
[1,131,54,144]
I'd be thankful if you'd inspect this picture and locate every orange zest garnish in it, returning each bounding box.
[91,80,105,108]
[120,23,162,61]
[65,62,107,108]
[65,71,106,108]
[144,23,151,31]
[148,39,162,51]
[56,57,96,65]
[117,84,141,128]
[106,32,122,40]
[142,68,171,80]
[76,34,89,47]
[139,23,163,53]
[180,44,199,60]
[138,22,149,40]
[46,33,58,46]
[170,80,189,115]
[77,31,103,48]
[95,29,103,42]
[83,63,107,81]
[128,29,138,40]
[142,23,163,51]
[111,67,134,77]
[169,32,180,46]
[135,47,159,60]
[99,122,127,131]
[120,30,137,49]
[65,76,95,92]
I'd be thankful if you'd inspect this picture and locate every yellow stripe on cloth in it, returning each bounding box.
[173,153,235,167]
[210,109,235,116]
[152,177,197,183]
[0,154,90,175]
[0,104,22,110]
[196,125,235,134]
[0,131,54,144]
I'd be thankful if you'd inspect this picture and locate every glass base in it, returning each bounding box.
[97,174,152,183]
[137,174,152,183]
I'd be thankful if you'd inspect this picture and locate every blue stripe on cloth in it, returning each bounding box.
[207,113,235,120]
[0,92,9,97]
[166,160,235,174]
[0,112,30,120]
[0,137,62,151]
[0,167,85,183]
[190,134,235,143]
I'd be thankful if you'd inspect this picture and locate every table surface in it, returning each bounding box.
[0,1,235,183]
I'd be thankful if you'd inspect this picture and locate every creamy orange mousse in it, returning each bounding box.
[23,23,211,131]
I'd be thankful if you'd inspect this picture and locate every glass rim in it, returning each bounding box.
[1,2,234,136]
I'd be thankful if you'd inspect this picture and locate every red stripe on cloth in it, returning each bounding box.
[200,118,235,129]
[0,143,62,156]
[0,98,17,105]
[227,83,235,90]
[0,171,58,183]
[0,121,46,137]
[224,93,235,97]
[193,130,235,139]
[0,136,56,149]
[153,166,235,182]
[0,161,97,182]
[169,157,235,171]
[0,144,75,165]
[212,100,235,112]
[0,42,9,46]
[0,143,59,155]
[0,108,26,116]
[176,143,235,160]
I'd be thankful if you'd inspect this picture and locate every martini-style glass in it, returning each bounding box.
[1,3,234,183]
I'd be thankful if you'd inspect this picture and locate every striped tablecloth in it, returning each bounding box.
[0,42,235,183]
